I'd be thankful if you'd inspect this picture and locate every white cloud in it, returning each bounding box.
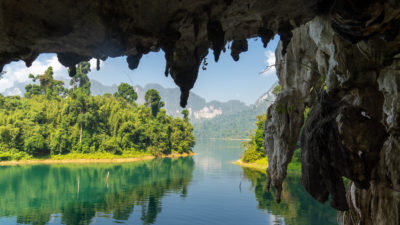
[5,87,22,96]
[0,55,67,92]
[89,58,105,71]
[260,50,276,77]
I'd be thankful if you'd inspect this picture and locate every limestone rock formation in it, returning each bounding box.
[0,0,399,224]
[0,0,320,107]
[264,22,319,203]
[264,7,400,224]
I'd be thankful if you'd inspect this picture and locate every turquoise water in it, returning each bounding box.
[0,140,337,225]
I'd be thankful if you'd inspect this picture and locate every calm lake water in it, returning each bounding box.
[0,140,337,225]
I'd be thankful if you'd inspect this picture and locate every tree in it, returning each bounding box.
[25,67,66,98]
[68,88,94,147]
[24,126,48,156]
[70,62,91,94]
[241,113,266,162]
[145,89,164,117]
[24,84,42,97]
[181,109,189,121]
[114,83,137,103]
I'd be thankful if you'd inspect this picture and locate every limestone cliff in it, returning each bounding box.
[265,13,400,225]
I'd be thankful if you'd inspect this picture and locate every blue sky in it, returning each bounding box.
[1,37,279,105]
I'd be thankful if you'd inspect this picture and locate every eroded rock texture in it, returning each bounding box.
[265,23,319,203]
[0,0,400,224]
[264,3,400,224]
[0,0,322,107]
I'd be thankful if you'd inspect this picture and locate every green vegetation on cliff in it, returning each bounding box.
[240,84,303,172]
[0,63,195,161]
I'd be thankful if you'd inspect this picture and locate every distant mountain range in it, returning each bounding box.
[2,79,276,139]
[88,81,249,120]
[193,85,276,139]
[89,80,277,139]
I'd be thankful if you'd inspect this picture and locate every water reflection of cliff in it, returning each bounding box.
[242,168,337,225]
[0,157,195,225]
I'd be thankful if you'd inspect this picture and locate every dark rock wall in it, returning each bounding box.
[264,8,400,225]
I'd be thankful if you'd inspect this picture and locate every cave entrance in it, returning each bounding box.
[1,36,280,140]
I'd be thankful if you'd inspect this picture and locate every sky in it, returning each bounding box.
[1,36,279,105]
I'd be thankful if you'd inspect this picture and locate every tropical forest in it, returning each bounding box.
[0,62,195,161]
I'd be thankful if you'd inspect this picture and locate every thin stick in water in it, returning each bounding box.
[106,171,110,188]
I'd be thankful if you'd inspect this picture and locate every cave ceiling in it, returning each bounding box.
[2,0,395,106]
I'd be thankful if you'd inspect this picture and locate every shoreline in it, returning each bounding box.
[232,159,267,173]
[0,152,195,166]
[197,138,250,141]
[232,159,301,175]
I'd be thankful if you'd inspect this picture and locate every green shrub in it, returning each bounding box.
[242,147,265,163]
[0,152,11,161]
[102,137,121,155]
[24,134,47,156]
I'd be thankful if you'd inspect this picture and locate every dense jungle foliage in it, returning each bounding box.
[241,114,267,163]
[0,62,195,160]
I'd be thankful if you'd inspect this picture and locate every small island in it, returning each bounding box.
[0,62,195,165]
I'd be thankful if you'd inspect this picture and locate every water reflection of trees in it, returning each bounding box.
[0,157,195,225]
[242,168,337,225]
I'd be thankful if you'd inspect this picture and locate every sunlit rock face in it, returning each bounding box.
[0,0,400,224]
[264,3,400,224]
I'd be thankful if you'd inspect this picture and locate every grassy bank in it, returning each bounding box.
[0,151,195,166]
[232,158,268,172]
[233,157,301,174]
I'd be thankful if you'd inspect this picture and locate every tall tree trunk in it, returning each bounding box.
[79,122,82,144]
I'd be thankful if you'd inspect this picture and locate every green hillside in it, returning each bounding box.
[193,85,275,139]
